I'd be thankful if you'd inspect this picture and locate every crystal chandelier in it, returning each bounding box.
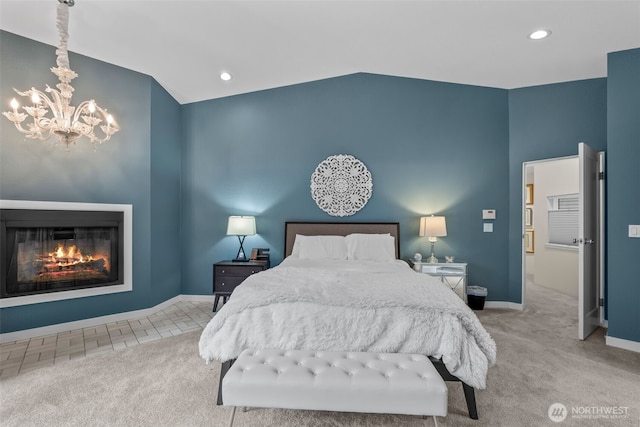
[2,0,119,150]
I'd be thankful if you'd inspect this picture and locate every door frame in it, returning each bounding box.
[597,151,606,327]
[520,154,605,320]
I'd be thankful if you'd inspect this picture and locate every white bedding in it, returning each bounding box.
[199,257,496,389]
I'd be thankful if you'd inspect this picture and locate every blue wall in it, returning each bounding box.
[507,79,608,302]
[0,31,181,333]
[1,31,638,345]
[606,48,640,343]
[150,80,183,304]
[181,74,510,298]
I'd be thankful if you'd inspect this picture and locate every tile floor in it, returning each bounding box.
[0,300,214,379]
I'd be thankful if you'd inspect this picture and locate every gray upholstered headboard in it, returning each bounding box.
[284,222,400,259]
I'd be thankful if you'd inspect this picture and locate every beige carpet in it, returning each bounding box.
[1,284,639,426]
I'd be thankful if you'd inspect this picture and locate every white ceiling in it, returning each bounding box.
[1,0,639,104]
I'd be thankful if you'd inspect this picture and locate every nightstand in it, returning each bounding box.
[212,260,268,312]
[419,262,468,302]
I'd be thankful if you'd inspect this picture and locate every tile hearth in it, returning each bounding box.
[0,300,214,379]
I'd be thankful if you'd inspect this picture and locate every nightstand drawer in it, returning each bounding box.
[421,265,465,275]
[213,275,248,293]
[418,262,468,302]
[215,265,264,276]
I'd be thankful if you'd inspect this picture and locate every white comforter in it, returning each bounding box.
[199,258,496,389]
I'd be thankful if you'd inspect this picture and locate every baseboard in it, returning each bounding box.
[606,335,640,353]
[0,294,215,344]
[180,294,216,302]
[484,301,523,310]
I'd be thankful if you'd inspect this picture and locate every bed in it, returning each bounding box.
[199,222,496,419]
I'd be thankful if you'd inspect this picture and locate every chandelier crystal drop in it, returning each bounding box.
[2,0,119,150]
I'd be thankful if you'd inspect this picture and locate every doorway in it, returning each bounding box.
[522,157,580,317]
[524,156,580,300]
[521,144,605,340]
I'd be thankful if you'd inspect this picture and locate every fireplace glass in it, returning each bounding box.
[1,209,124,298]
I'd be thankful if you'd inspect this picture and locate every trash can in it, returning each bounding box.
[467,286,488,310]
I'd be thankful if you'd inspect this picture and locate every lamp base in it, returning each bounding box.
[427,241,438,263]
[233,235,249,262]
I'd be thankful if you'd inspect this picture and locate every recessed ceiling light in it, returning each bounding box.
[529,29,551,40]
[220,72,232,81]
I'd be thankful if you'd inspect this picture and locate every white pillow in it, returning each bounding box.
[293,235,348,260]
[346,233,396,261]
[291,234,303,257]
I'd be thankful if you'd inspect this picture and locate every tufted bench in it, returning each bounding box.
[221,349,448,426]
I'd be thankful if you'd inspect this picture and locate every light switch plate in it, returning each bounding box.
[483,223,493,232]
[482,209,496,220]
[629,225,640,238]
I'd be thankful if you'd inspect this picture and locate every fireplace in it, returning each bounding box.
[0,201,132,307]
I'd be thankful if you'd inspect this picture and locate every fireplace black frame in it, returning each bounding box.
[1,209,125,299]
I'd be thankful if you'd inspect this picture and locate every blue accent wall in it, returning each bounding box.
[181,74,510,298]
[0,31,181,332]
[606,48,640,343]
[507,79,608,303]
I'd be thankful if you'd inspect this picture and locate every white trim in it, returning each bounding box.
[181,294,216,302]
[0,294,217,343]
[598,151,606,326]
[484,301,523,310]
[0,200,133,308]
[606,335,640,353]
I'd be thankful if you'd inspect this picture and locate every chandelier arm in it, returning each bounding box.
[32,90,58,117]
[73,100,101,139]
[94,104,119,137]
[72,99,92,121]
[10,122,34,135]
[34,127,54,141]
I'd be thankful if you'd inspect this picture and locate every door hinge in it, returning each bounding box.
[598,171,605,180]
[599,298,604,307]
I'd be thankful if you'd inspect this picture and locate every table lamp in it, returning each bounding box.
[419,215,447,264]
[227,216,256,262]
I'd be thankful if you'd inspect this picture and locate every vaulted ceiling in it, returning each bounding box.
[1,1,639,104]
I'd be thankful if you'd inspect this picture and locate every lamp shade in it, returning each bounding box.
[419,216,447,237]
[226,216,256,236]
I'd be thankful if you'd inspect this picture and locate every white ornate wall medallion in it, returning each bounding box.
[310,154,373,217]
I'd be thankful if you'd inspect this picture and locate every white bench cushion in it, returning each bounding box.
[222,349,448,416]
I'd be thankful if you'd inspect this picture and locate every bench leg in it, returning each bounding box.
[462,382,478,420]
[433,416,439,427]
[217,360,235,405]
[429,357,478,420]
[228,406,236,427]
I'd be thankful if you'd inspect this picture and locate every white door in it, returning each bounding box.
[578,142,601,340]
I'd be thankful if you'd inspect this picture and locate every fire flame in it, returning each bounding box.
[48,243,109,270]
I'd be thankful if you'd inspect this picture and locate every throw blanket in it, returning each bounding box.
[199,258,496,389]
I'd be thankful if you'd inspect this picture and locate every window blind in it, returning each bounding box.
[548,194,579,246]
